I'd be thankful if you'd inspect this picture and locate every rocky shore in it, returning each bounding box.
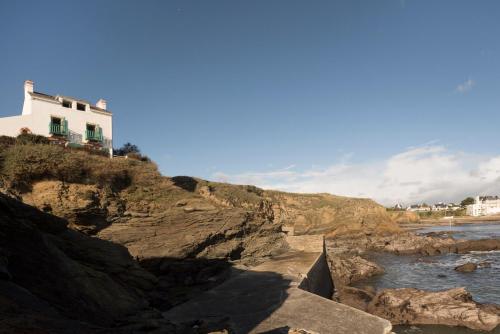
[328,230,500,256]
[327,231,500,331]
[0,143,403,333]
[369,288,500,331]
[1,143,499,333]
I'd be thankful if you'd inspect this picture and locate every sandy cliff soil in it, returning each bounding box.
[388,210,420,224]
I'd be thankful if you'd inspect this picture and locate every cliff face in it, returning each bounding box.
[0,143,398,316]
[20,177,398,265]
[264,191,398,236]
[1,144,397,267]
[0,194,175,333]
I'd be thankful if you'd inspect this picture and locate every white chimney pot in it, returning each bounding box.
[24,80,34,93]
[96,98,107,110]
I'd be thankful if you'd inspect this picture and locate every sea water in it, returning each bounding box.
[354,223,500,334]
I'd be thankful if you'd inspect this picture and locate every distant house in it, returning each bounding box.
[0,80,112,156]
[393,203,404,210]
[431,202,448,211]
[406,204,431,212]
[466,196,500,216]
[447,203,462,211]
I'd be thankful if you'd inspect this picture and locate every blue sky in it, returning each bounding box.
[1,0,500,205]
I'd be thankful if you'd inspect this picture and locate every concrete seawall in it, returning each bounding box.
[164,235,392,333]
[290,235,333,299]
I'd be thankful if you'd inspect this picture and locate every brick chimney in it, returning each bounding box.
[96,98,107,110]
[24,80,34,94]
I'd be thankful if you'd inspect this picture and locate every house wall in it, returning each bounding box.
[29,97,112,149]
[0,93,112,152]
[467,201,500,216]
[0,114,34,137]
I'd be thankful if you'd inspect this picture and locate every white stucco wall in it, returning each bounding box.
[29,96,112,149]
[0,90,112,151]
[0,114,35,137]
[466,200,500,216]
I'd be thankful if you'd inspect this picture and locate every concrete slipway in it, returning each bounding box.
[164,235,392,334]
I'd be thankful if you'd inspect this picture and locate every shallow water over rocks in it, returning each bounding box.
[356,250,500,304]
[356,223,500,334]
[417,222,500,240]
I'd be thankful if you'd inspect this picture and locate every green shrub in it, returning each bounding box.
[0,140,159,193]
[0,145,85,191]
[0,136,16,148]
[16,133,50,145]
[126,152,150,162]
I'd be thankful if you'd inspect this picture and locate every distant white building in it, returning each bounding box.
[0,80,112,155]
[407,204,431,212]
[466,196,500,217]
[431,202,462,212]
[432,202,448,211]
[394,203,404,210]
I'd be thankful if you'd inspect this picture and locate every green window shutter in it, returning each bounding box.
[97,127,103,141]
[63,119,68,135]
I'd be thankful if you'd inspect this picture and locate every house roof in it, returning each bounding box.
[32,91,58,101]
[480,196,500,201]
[30,91,112,115]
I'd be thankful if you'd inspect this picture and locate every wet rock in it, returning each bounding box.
[455,262,477,273]
[478,260,492,268]
[327,231,500,257]
[334,286,375,312]
[327,254,384,286]
[455,239,500,253]
[367,287,500,331]
[288,329,319,334]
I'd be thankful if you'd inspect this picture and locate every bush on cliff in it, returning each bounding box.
[15,133,51,145]
[0,143,158,193]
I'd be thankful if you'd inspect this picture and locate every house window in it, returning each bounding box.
[51,117,62,126]
[49,116,67,136]
[77,103,86,111]
[62,100,72,108]
[86,123,102,142]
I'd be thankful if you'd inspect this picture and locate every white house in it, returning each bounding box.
[406,204,431,212]
[0,80,112,155]
[431,202,448,211]
[466,196,500,217]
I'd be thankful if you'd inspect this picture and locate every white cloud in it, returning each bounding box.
[211,145,500,206]
[456,79,476,94]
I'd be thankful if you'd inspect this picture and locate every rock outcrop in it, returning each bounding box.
[387,210,420,224]
[367,288,500,331]
[0,193,178,333]
[326,227,500,332]
[22,180,116,234]
[327,231,500,257]
[455,262,478,273]
[0,142,401,331]
[266,191,398,236]
[328,254,383,286]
